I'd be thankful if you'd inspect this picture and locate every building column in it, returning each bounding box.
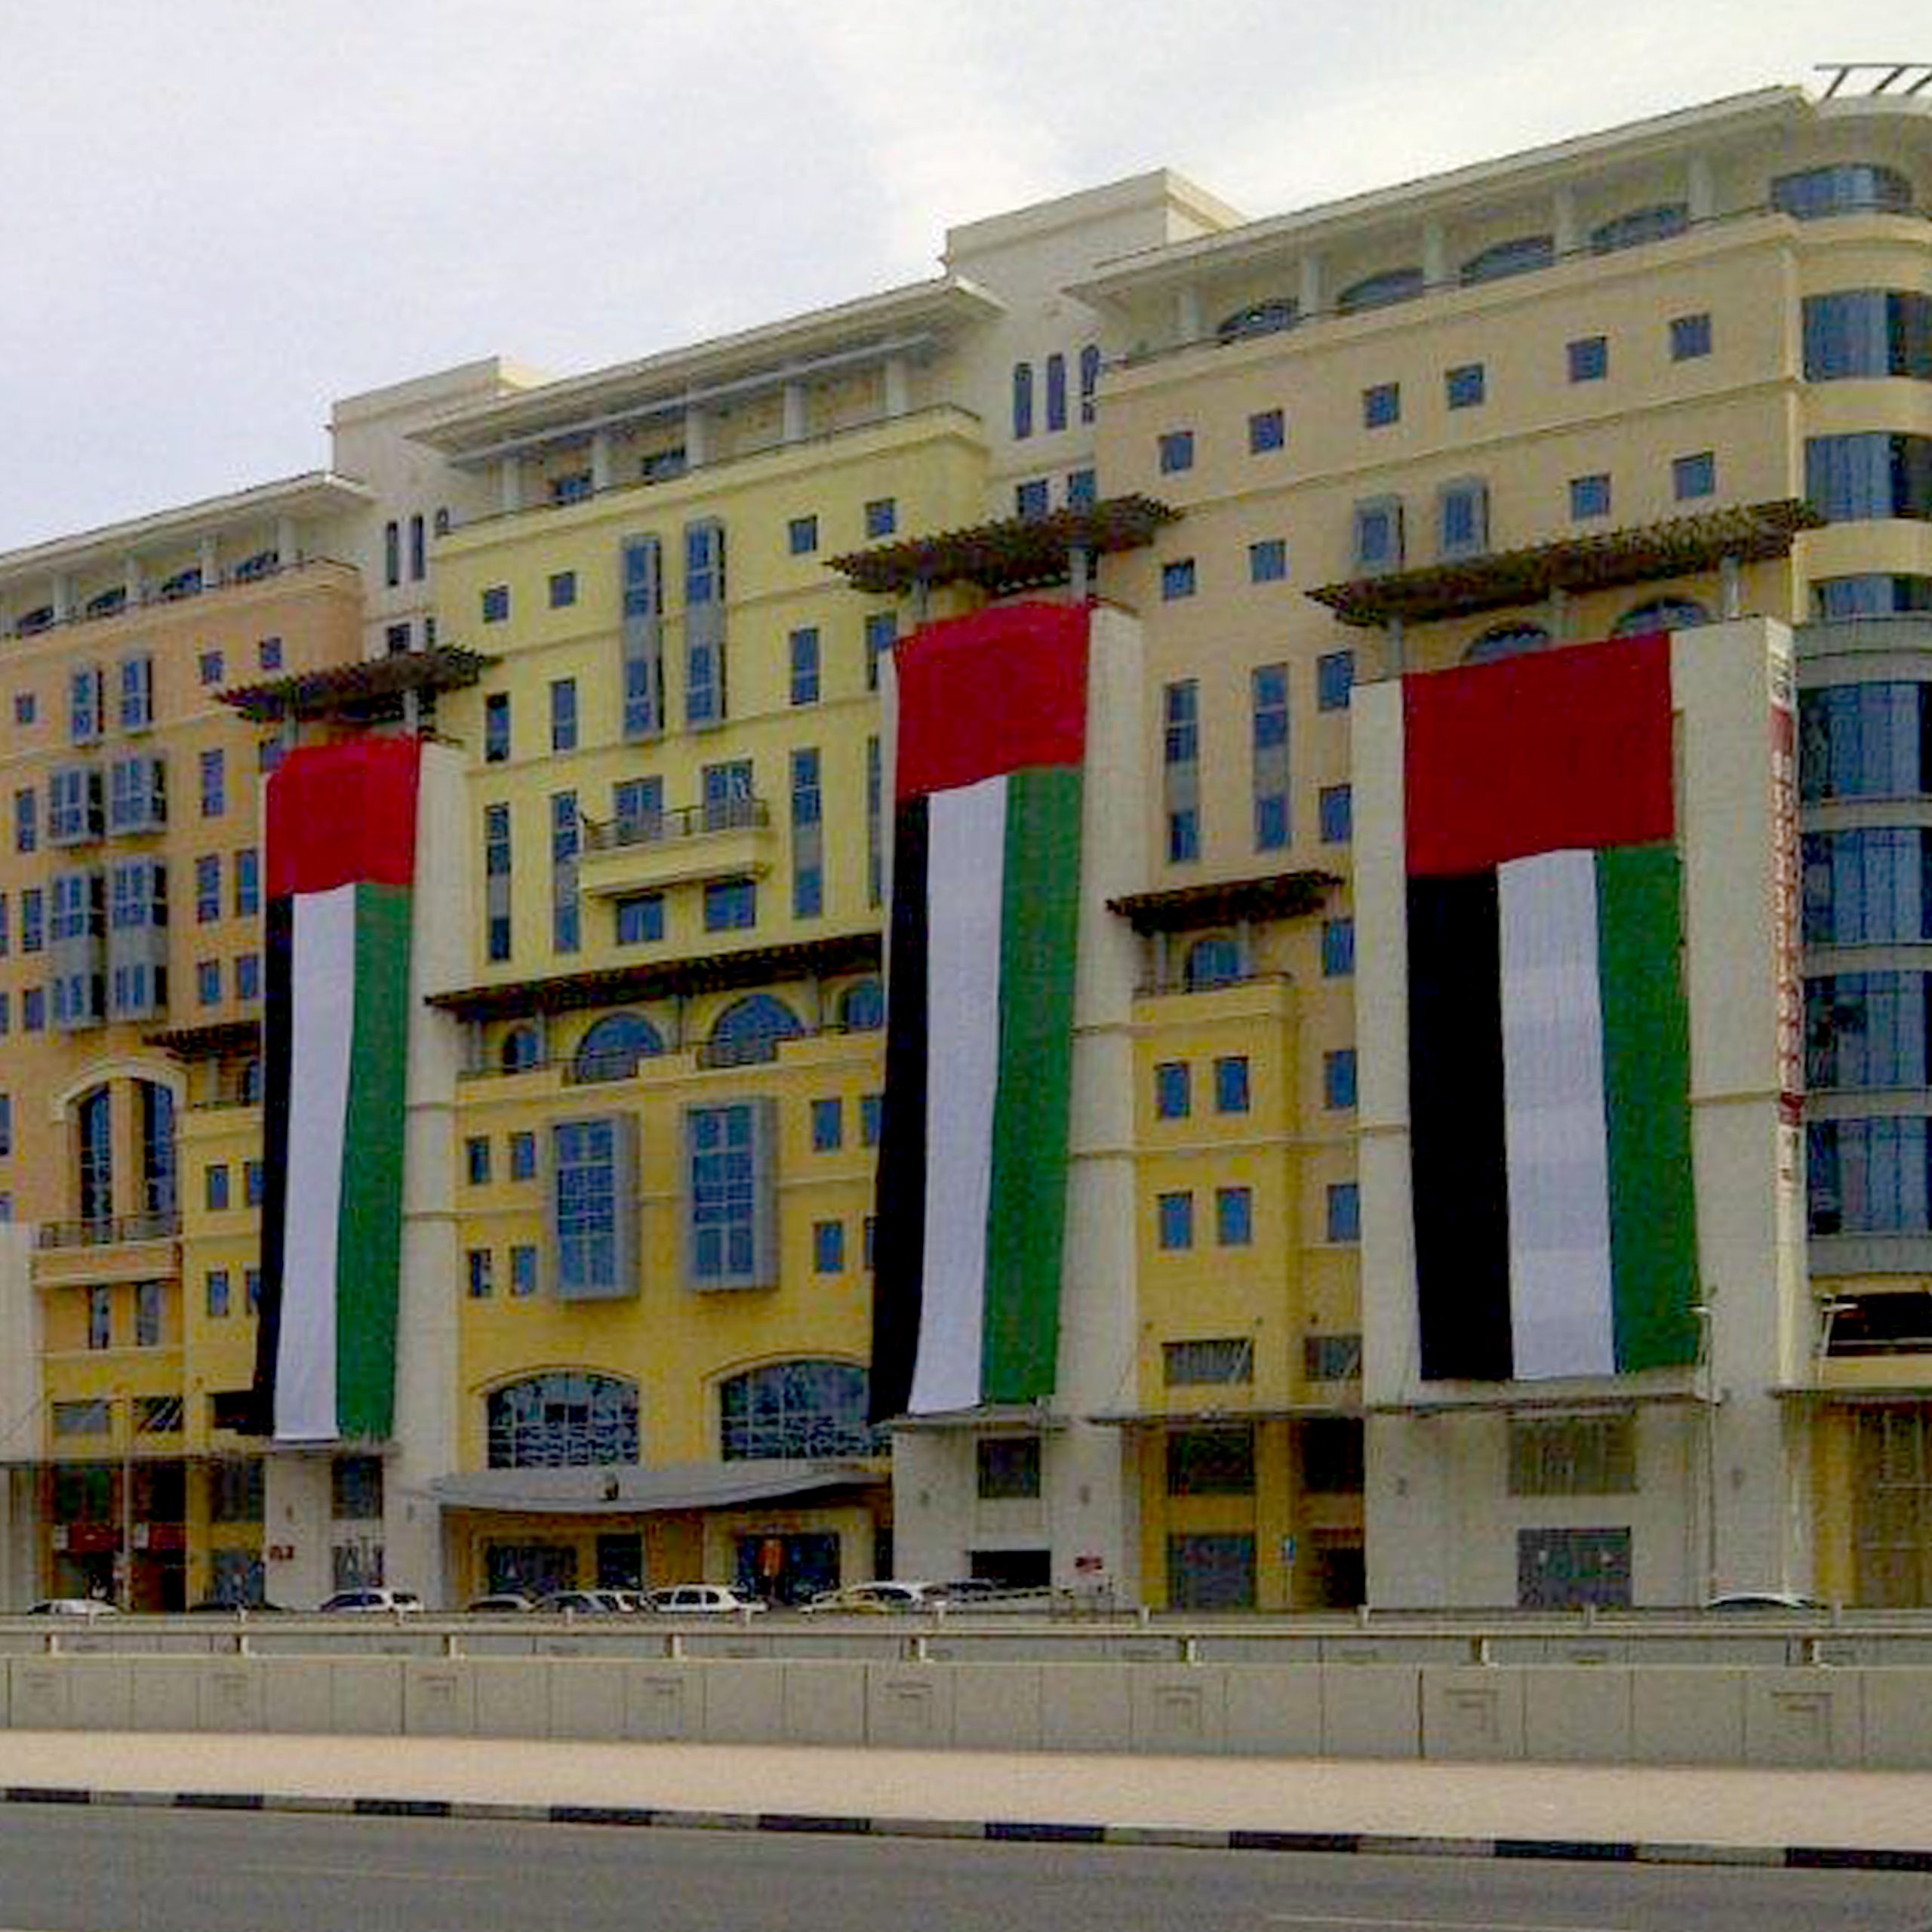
[1421,220,1448,287]
[123,555,143,605]
[590,431,614,493]
[498,460,521,516]
[198,535,219,586]
[1174,284,1201,343]
[1553,185,1580,256]
[1687,152,1715,222]
[685,405,710,468]
[783,380,808,444]
[883,355,910,419]
[1299,254,1323,320]
[275,515,297,568]
[51,573,72,620]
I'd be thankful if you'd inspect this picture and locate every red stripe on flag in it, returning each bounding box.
[266,737,423,899]
[895,601,1089,800]
[1404,635,1674,877]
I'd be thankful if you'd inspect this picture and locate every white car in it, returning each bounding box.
[26,1597,118,1617]
[645,1583,765,1615]
[317,1587,423,1614]
[800,1580,948,1614]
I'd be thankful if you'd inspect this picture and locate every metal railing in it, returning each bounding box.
[582,796,769,852]
[36,1211,182,1251]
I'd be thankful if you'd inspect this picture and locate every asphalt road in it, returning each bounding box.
[0,1808,1924,1932]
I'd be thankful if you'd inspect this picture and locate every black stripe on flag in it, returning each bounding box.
[247,895,296,1435]
[869,797,931,1423]
[1407,873,1513,1381]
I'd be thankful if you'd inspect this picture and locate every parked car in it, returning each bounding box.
[317,1588,423,1614]
[464,1592,537,1614]
[26,1598,118,1617]
[186,1596,286,1614]
[645,1583,765,1615]
[1703,1591,1824,1613]
[535,1589,629,1615]
[799,1580,948,1614]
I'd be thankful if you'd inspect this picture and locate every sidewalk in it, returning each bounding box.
[0,1730,1929,1869]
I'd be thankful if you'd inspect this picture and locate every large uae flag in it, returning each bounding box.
[252,737,421,1441]
[1405,634,1699,1382]
[870,601,1090,1420]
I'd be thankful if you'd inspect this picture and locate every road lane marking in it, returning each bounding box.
[1263,1916,1643,1932]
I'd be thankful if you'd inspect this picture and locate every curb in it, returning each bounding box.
[4,1785,1930,1870]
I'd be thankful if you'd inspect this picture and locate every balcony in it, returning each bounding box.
[32,1213,182,1290]
[37,1212,181,1251]
[578,796,774,898]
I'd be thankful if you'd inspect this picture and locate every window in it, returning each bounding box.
[485,803,511,963]
[488,1372,638,1468]
[509,1131,537,1181]
[510,1245,538,1298]
[550,1116,638,1300]
[1437,478,1489,558]
[1362,383,1400,429]
[864,497,897,539]
[199,749,225,818]
[197,960,220,1006]
[860,1093,882,1146]
[481,585,509,623]
[1773,164,1915,221]
[1804,291,1932,381]
[789,628,820,706]
[1154,1062,1190,1121]
[136,1281,165,1347]
[1460,234,1552,284]
[1325,1048,1358,1109]
[571,1011,664,1082]
[1337,266,1423,313]
[1509,1415,1638,1494]
[1012,361,1034,438]
[864,611,896,691]
[720,1361,879,1461]
[1157,1191,1194,1251]
[552,791,580,954]
[1323,918,1355,977]
[1814,575,1932,620]
[14,691,33,723]
[1045,352,1067,432]
[549,678,577,753]
[813,1220,844,1274]
[48,766,103,844]
[384,621,411,657]
[1316,651,1354,712]
[685,1099,777,1290]
[1214,1056,1250,1113]
[620,532,665,740]
[1218,297,1300,341]
[205,1164,230,1211]
[258,636,283,672]
[88,1285,112,1350]
[1671,312,1713,361]
[683,519,727,725]
[1567,335,1608,383]
[1590,202,1688,253]
[1079,344,1101,423]
[13,787,34,854]
[206,1270,231,1319]
[192,854,220,926]
[977,1436,1042,1500]
[109,755,166,834]
[838,978,883,1032]
[1163,679,1199,863]
[1248,538,1287,583]
[69,665,103,744]
[1445,362,1485,409]
[1326,1181,1361,1242]
[1066,467,1097,506]
[1158,429,1195,473]
[1014,478,1051,520]
[235,953,260,1002]
[234,849,259,918]
[1216,1186,1254,1246]
[1806,974,1932,1088]
[1673,451,1716,501]
[383,521,401,586]
[550,471,592,506]
[242,1160,263,1207]
[1166,1426,1255,1496]
[615,894,663,946]
[1185,936,1242,989]
[1352,497,1404,574]
[467,1249,494,1300]
[119,654,153,733]
[466,1137,491,1186]
[500,1026,540,1074]
[548,570,577,608]
[1305,1333,1364,1381]
[787,515,818,556]
[1252,661,1288,851]
[867,736,882,907]
[1161,558,1196,600]
[1319,783,1352,843]
[614,776,662,839]
[54,1400,110,1437]
[198,651,223,686]
[1806,434,1932,522]
[811,1097,843,1151]
[1810,1117,1932,1234]
[21,888,42,953]
[22,989,43,1032]
[1248,408,1285,453]
[1570,472,1612,520]
[1164,1339,1254,1386]
[704,877,756,931]
[1801,685,1930,800]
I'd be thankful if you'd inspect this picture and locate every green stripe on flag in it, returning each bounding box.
[336,882,413,1436]
[982,764,1083,1401]
[1597,843,1699,1372]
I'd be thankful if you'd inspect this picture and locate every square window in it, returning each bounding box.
[813,1220,844,1273]
[1438,477,1489,558]
[1066,468,1097,506]
[205,1165,230,1211]
[12,692,32,724]
[467,1249,493,1300]
[1322,918,1355,977]
[385,621,411,655]
[258,636,282,672]
[481,585,509,623]
[1567,335,1608,383]
[1352,498,1404,574]
[1248,538,1288,583]
[1158,1191,1194,1251]
[977,1435,1043,1500]
[1217,1186,1254,1247]
[1316,651,1355,712]
[1319,784,1352,843]
[703,877,756,932]
[1014,478,1051,520]
[548,571,577,608]
[511,1244,538,1297]
[1671,312,1712,361]
[466,1137,491,1186]
[1570,472,1611,520]
[1161,559,1196,600]
[1214,1056,1251,1114]
[1158,429,1195,473]
[1673,451,1716,500]
[1362,383,1401,428]
[1324,1049,1358,1110]
[1445,363,1486,408]
[1248,408,1285,454]
[811,1097,843,1151]
[198,651,223,687]
[860,1093,882,1146]
[1154,1061,1191,1120]
[1327,1182,1361,1243]
[788,515,819,555]
[864,498,897,538]
[615,894,663,946]
[509,1132,537,1181]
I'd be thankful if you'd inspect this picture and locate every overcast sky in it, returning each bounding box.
[0,2,1916,549]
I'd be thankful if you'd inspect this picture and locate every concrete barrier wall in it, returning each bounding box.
[11,1653,1932,1769]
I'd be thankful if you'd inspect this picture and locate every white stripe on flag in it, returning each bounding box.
[275,884,357,1441]
[1500,850,1617,1379]
[910,774,1008,1413]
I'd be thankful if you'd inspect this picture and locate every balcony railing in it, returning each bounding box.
[36,1211,182,1251]
[583,796,769,852]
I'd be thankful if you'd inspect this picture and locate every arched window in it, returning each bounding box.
[1464,622,1551,664]
[706,994,804,1067]
[719,1360,883,1460]
[137,1081,176,1219]
[571,1012,663,1084]
[487,1371,638,1469]
[837,978,884,1032]
[1589,204,1689,254]
[1216,297,1300,343]
[1772,165,1914,222]
[1011,362,1034,439]
[1460,235,1554,285]
[76,1086,112,1226]
[1184,936,1244,990]
[1611,597,1711,637]
[1337,266,1424,315]
[500,1024,542,1074]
